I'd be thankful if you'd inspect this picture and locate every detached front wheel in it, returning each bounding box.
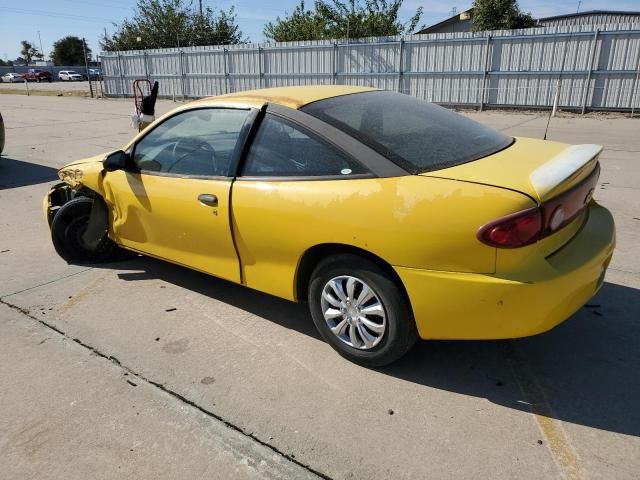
[51,196,132,264]
[308,254,417,367]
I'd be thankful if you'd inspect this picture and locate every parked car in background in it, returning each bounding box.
[1,72,25,83]
[43,86,615,366]
[23,69,52,82]
[83,68,101,80]
[58,70,83,81]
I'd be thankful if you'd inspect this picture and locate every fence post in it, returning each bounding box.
[143,51,149,82]
[333,42,338,85]
[629,46,640,118]
[581,29,599,115]
[223,47,229,94]
[551,79,561,117]
[179,49,185,101]
[258,46,264,89]
[117,53,125,98]
[552,38,570,116]
[480,35,491,111]
[397,37,404,93]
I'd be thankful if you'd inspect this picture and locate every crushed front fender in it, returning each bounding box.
[43,182,74,227]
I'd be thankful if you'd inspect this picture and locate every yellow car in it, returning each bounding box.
[44,86,615,366]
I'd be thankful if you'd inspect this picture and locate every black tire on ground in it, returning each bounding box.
[51,196,134,264]
[47,77,52,83]
[308,254,418,367]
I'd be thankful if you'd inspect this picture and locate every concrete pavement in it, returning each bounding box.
[0,94,638,479]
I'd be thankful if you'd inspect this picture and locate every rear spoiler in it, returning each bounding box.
[530,144,602,199]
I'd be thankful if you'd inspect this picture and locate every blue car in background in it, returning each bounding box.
[82,68,101,80]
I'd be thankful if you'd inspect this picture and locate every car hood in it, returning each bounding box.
[420,137,602,203]
[60,153,105,170]
[57,153,107,191]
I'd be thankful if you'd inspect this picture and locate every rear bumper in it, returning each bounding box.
[395,202,615,340]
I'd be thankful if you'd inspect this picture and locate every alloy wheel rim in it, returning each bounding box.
[320,275,386,350]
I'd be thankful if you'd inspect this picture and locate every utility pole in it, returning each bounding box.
[199,0,203,16]
[577,0,582,13]
[83,38,94,98]
[37,30,45,60]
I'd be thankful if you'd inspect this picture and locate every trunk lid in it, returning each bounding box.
[421,137,602,203]
[423,137,603,257]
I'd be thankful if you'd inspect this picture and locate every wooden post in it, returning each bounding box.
[83,38,94,98]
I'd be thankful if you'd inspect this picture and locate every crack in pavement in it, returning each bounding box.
[0,268,94,299]
[0,297,331,480]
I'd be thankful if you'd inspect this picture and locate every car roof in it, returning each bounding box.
[189,85,379,110]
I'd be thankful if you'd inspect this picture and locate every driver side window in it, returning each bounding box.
[133,108,249,177]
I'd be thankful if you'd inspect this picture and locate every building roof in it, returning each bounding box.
[416,9,473,35]
[538,9,640,21]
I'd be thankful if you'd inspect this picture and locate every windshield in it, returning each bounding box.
[301,91,513,174]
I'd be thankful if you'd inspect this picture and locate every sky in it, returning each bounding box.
[0,0,638,61]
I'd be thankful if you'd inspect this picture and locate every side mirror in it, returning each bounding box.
[103,150,128,172]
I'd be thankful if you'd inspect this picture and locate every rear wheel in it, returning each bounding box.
[308,254,417,366]
[51,196,133,264]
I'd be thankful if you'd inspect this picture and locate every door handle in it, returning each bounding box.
[198,194,218,207]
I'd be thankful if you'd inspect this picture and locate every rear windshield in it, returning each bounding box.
[301,91,513,174]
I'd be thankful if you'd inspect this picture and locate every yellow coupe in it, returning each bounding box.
[44,86,615,365]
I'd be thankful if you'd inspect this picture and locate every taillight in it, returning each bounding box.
[479,163,600,248]
[477,207,542,248]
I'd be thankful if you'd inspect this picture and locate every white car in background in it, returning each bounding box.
[58,70,83,81]
[1,73,25,83]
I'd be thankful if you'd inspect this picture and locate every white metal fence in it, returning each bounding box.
[100,23,640,112]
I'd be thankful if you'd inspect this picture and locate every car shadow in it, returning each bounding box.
[0,157,59,189]
[108,255,639,437]
[113,255,320,339]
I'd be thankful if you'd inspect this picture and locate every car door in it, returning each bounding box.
[102,107,254,283]
[231,111,375,299]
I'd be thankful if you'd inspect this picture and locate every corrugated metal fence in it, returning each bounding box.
[100,23,640,112]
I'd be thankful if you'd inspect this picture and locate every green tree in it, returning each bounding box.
[264,1,328,42]
[101,0,244,51]
[20,40,42,65]
[264,0,423,42]
[51,36,91,65]
[472,0,535,31]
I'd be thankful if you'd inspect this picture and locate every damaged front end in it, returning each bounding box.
[43,182,75,227]
[43,154,111,240]
[43,154,108,225]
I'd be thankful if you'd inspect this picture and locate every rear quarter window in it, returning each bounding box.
[301,91,513,173]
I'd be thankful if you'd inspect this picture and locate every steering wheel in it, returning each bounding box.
[165,138,217,173]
